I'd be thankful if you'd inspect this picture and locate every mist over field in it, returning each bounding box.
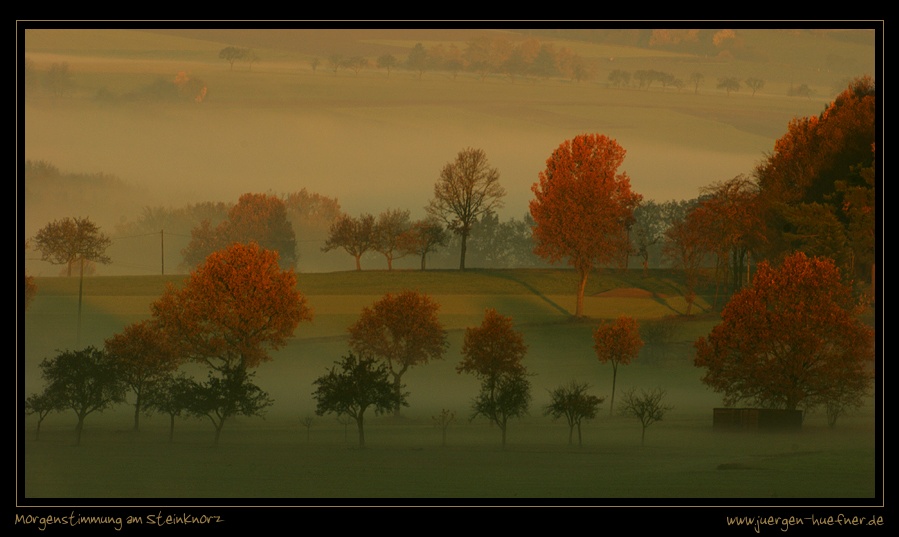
[18,25,880,515]
[21,26,876,276]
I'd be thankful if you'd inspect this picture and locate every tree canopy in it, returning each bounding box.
[348,290,447,407]
[593,315,643,415]
[312,353,406,448]
[694,252,874,415]
[152,242,312,373]
[38,346,127,445]
[530,134,642,317]
[33,216,112,277]
[182,192,297,270]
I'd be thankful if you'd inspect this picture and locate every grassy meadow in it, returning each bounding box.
[20,269,879,503]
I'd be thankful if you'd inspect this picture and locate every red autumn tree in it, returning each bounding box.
[182,193,297,270]
[153,242,312,373]
[754,76,875,283]
[593,315,644,415]
[694,252,874,419]
[457,308,528,383]
[151,242,313,441]
[530,134,642,317]
[347,290,448,408]
[104,319,181,431]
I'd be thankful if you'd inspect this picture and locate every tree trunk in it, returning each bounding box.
[575,268,590,317]
[610,364,618,416]
[356,415,365,448]
[577,422,583,447]
[75,415,85,445]
[133,395,141,432]
[354,255,362,271]
[459,229,469,270]
[213,418,225,445]
[568,425,574,445]
[168,414,175,442]
[420,253,427,271]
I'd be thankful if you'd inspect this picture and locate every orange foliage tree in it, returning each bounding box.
[457,308,530,448]
[593,315,644,415]
[694,252,874,420]
[151,242,312,441]
[530,134,642,317]
[348,290,448,408]
[104,319,181,432]
[183,193,297,270]
[754,76,875,283]
[322,213,377,271]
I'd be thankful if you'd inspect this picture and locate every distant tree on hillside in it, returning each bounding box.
[745,77,765,96]
[45,62,74,98]
[219,46,248,70]
[377,54,398,77]
[689,72,704,94]
[397,217,450,270]
[322,213,377,271]
[343,56,367,75]
[406,43,429,78]
[373,208,411,270]
[717,77,741,94]
[427,147,506,270]
[182,193,297,270]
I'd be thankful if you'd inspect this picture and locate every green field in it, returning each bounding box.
[20,269,879,502]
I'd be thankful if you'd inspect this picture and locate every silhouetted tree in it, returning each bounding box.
[38,347,126,445]
[312,353,407,448]
[619,386,672,446]
[544,381,604,446]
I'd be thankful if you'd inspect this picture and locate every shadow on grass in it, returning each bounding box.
[481,270,571,317]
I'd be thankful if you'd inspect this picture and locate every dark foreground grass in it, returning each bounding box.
[22,410,876,502]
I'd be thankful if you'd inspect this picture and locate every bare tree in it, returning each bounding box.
[619,386,673,446]
[427,148,505,270]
